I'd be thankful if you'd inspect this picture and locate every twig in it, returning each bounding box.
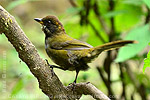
[69,0,77,7]
[0,5,110,100]
[108,0,115,41]
[68,0,106,43]
[93,0,110,34]
[124,63,147,100]
[100,0,116,99]
[89,21,106,43]
[96,67,114,99]
[118,63,127,100]
[96,67,108,86]
[145,6,150,24]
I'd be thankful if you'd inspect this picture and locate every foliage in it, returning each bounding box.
[143,45,150,73]
[143,0,150,9]
[6,0,28,11]
[116,24,150,62]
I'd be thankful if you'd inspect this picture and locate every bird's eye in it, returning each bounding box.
[48,20,51,24]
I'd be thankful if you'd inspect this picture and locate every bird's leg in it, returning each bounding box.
[74,70,79,83]
[45,59,55,76]
[45,59,67,70]
[68,70,80,90]
[45,59,53,69]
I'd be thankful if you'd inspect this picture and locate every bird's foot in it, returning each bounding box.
[86,82,90,84]
[69,82,76,91]
[45,59,55,77]
[69,81,76,85]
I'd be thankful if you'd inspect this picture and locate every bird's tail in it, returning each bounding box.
[94,40,136,52]
[86,40,137,62]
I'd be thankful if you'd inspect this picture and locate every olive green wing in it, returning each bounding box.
[50,39,92,65]
[51,39,93,50]
[48,37,93,66]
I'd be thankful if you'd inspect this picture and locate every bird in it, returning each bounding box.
[34,15,136,83]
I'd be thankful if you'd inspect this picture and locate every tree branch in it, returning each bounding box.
[0,5,69,100]
[0,5,110,100]
[67,83,111,100]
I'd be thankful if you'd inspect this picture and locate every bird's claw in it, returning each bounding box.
[45,59,53,68]
[45,59,55,77]
[69,81,76,85]
[86,82,90,84]
[69,82,76,91]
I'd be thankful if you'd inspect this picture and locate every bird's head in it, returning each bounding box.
[34,15,65,37]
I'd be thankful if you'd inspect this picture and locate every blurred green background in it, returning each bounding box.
[0,0,150,100]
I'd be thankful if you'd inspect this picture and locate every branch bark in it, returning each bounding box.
[0,5,110,100]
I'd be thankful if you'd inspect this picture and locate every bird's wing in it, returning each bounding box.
[51,39,93,50]
[50,39,92,66]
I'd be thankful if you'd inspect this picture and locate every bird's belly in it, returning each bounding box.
[46,48,76,71]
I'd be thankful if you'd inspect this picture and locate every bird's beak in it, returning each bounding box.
[34,18,43,25]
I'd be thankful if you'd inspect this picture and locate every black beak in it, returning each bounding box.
[34,18,43,24]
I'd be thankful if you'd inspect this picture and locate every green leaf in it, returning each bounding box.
[116,24,150,62]
[10,79,24,97]
[143,49,150,73]
[103,10,128,18]
[10,76,32,98]
[66,7,83,14]
[122,0,143,6]
[143,0,150,9]
[6,0,28,11]
[115,2,143,32]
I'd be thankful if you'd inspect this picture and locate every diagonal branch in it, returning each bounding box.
[0,5,110,100]
[0,5,69,100]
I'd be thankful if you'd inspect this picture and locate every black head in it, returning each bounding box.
[34,15,65,37]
